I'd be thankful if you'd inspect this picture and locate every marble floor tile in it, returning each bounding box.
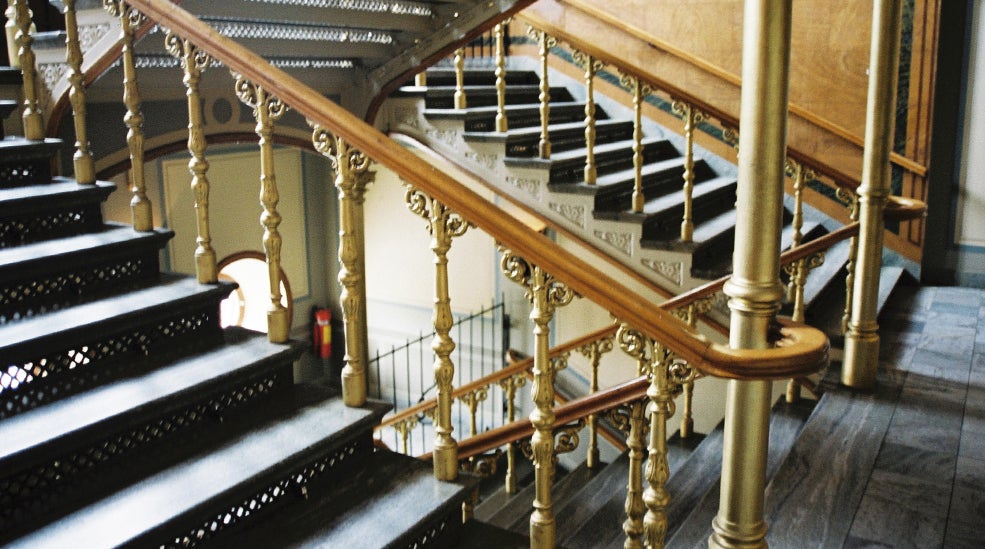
[946,457,985,546]
[848,469,949,549]
[873,441,956,484]
[928,302,981,325]
[841,536,893,549]
[885,398,963,455]
[934,287,982,306]
[906,349,973,384]
[916,330,977,360]
[960,423,985,459]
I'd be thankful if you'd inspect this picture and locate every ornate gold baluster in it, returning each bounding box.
[501,249,575,548]
[499,373,527,493]
[406,188,471,480]
[783,252,826,402]
[458,387,488,437]
[5,1,18,67]
[528,28,556,159]
[577,334,614,468]
[165,33,216,284]
[840,189,861,336]
[453,48,466,109]
[313,129,374,406]
[392,415,419,455]
[573,50,604,184]
[673,296,711,438]
[785,159,816,249]
[672,100,706,241]
[104,1,152,230]
[235,76,289,342]
[494,20,509,132]
[415,71,426,87]
[63,0,95,183]
[616,324,654,548]
[12,0,41,139]
[620,74,652,213]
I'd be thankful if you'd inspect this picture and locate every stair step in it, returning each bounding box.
[220,449,474,548]
[507,137,679,185]
[424,85,574,109]
[634,176,737,244]
[424,68,540,87]
[5,395,391,549]
[0,327,304,541]
[457,519,529,548]
[665,399,817,547]
[0,179,115,247]
[0,224,174,324]
[465,119,635,158]
[454,102,595,132]
[0,275,232,419]
[0,138,63,187]
[497,461,602,534]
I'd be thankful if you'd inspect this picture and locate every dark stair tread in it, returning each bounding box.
[812,264,905,342]
[474,453,536,518]
[0,178,115,210]
[480,460,580,530]
[0,327,303,465]
[221,450,473,549]
[0,223,172,271]
[500,460,603,534]
[463,118,630,143]
[456,519,529,548]
[0,274,230,355]
[665,398,818,547]
[424,67,540,86]
[636,176,735,219]
[0,67,23,86]
[5,396,392,549]
[505,136,669,170]
[800,237,852,307]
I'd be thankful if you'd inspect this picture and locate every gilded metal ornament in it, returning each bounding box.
[672,100,707,242]
[406,186,471,479]
[13,0,42,140]
[458,387,489,437]
[392,415,419,455]
[577,334,615,468]
[453,48,466,109]
[312,126,375,407]
[494,20,510,132]
[527,27,557,159]
[573,49,605,184]
[500,373,527,493]
[619,73,652,213]
[63,0,95,183]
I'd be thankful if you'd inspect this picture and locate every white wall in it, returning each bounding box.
[953,1,985,280]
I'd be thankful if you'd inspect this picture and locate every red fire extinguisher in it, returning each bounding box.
[313,308,331,358]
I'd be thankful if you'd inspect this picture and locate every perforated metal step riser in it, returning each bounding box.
[158,436,377,549]
[0,248,162,324]
[0,203,104,248]
[0,159,54,189]
[0,364,295,543]
[0,300,226,419]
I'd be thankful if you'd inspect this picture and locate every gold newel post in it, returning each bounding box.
[842,0,903,389]
[501,250,574,549]
[405,188,470,481]
[234,77,289,343]
[711,1,793,548]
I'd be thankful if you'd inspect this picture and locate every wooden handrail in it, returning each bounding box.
[546,0,928,179]
[127,0,826,381]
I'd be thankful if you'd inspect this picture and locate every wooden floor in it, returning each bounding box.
[767,284,985,548]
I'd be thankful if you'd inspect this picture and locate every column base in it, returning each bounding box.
[842,327,880,389]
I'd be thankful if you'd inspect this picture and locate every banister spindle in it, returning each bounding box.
[621,74,651,213]
[673,297,711,438]
[785,159,815,249]
[166,33,216,284]
[63,0,95,183]
[529,28,556,159]
[105,1,152,231]
[458,387,488,438]
[499,373,526,494]
[453,48,466,109]
[313,129,374,407]
[415,71,426,87]
[573,50,604,185]
[406,187,471,480]
[501,249,575,548]
[577,334,613,469]
[840,189,861,335]
[235,76,289,343]
[673,100,705,241]
[12,0,42,140]
[494,20,509,132]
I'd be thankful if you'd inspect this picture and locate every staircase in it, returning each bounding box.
[0,92,526,547]
[390,64,906,333]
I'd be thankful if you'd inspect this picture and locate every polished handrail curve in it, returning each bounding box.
[125,0,828,382]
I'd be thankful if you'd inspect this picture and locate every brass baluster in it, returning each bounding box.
[840,189,861,336]
[458,387,488,437]
[783,252,826,403]
[499,373,527,494]
[501,249,575,548]
[494,20,509,132]
[415,71,426,87]
[406,188,471,480]
[165,33,217,284]
[235,76,289,342]
[104,1,152,230]
[313,129,374,407]
[577,334,614,468]
[453,48,466,109]
[620,74,652,213]
[5,1,18,67]
[393,415,419,455]
[785,159,816,249]
[573,50,604,184]
[12,0,41,139]
[672,100,705,241]
[673,297,711,438]
[528,28,556,159]
[63,0,95,183]
[616,324,655,548]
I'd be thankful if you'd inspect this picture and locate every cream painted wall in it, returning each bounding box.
[957,3,985,248]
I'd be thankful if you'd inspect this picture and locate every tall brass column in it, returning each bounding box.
[406,188,470,480]
[711,2,792,548]
[842,0,903,389]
